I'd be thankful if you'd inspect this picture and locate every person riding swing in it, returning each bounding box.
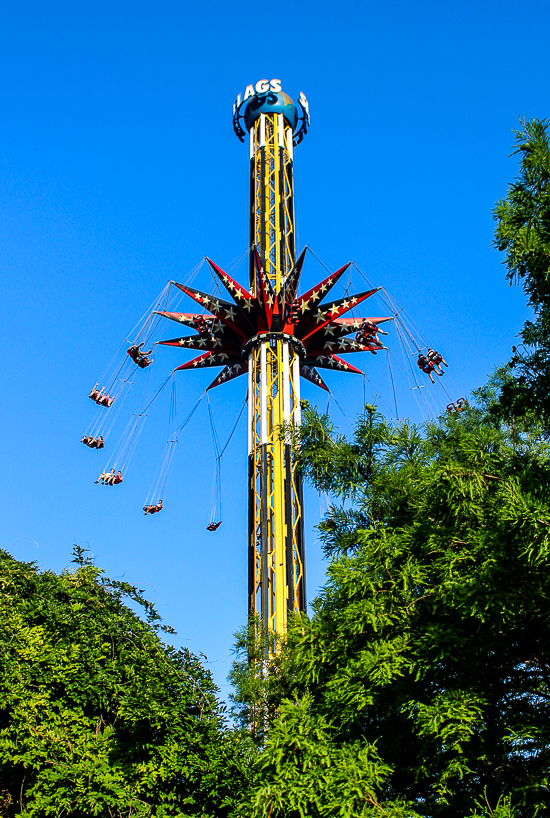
[356,319,385,347]
[95,468,112,484]
[143,499,163,515]
[127,342,153,368]
[89,383,101,401]
[417,354,437,383]
[427,348,448,376]
[82,434,105,449]
[136,351,153,368]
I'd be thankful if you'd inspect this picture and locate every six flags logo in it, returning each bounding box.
[233,79,309,122]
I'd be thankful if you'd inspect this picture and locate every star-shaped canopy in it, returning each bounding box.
[156,250,392,392]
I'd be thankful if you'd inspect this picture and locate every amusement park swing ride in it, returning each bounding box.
[82,81,465,638]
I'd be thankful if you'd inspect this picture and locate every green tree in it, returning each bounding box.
[245,397,550,816]
[0,546,254,817]
[228,616,281,740]
[493,117,550,423]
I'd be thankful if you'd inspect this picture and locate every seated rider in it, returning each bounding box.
[89,383,101,401]
[127,342,146,361]
[83,435,103,448]
[356,320,387,347]
[137,353,153,368]
[114,471,123,485]
[356,320,379,345]
[144,499,162,515]
[94,469,110,484]
[128,342,153,367]
[417,354,436,384]
[193,316,214,339]
[92,388,109,405]
[427,348,448,375]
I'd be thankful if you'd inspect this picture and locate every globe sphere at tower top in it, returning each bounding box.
[244,91,299,132]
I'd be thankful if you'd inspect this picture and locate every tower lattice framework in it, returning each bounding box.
[156,84,391,650]
[247,110,305,637]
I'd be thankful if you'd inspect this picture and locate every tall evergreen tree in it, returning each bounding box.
[493,117,550,423]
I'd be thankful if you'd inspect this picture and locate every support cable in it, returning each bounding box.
[219,395,248,458]
[225,247,252,278]
[207,394,222,529]
[143,387,207,509]
[330,392,354,428]
[351,262,432,352]
[97,368,169,481]
[385,349,399,421]
[86,275,197,448]
[205,393,248,530]
[391,321,433,420]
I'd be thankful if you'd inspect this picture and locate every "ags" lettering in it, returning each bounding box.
[233,79,282,114]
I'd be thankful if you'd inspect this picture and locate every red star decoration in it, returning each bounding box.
[155,250,392,390]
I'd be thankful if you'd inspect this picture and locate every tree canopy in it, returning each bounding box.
[0,546,253,817]
[243,395,550,816]
[493,117,550,423]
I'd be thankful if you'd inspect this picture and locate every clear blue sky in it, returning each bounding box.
[1,0,547,696]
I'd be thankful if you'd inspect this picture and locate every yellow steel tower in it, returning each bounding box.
[246,97,306,638]
[158,80,390,655]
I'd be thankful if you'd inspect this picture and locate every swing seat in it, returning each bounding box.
[144,500,163,515]
[206,521,222,532]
